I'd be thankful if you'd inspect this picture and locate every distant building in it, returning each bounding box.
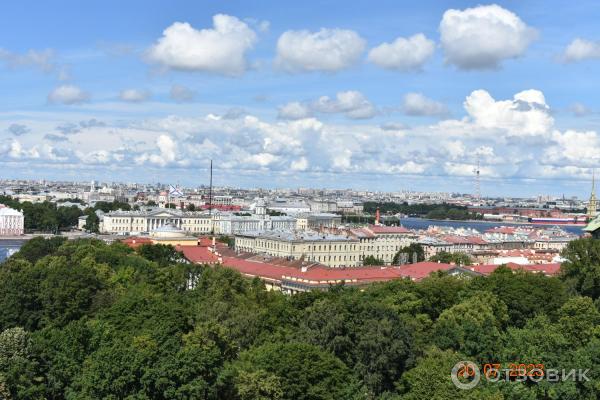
[0,206,24,236]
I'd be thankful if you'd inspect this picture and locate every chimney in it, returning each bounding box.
[375,207,380,225]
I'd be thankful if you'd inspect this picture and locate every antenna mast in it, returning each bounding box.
[208,160,213,217]
[475,156,481,202]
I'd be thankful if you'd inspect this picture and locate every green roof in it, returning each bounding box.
[584,217,600,232]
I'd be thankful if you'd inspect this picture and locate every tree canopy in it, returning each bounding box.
[0,237,597,399]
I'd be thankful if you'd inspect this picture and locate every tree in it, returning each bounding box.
[186,203,196,211]
[226,342,362,400]
[397,347,502,400]
[560,238,600,300]
[432,292,508,361]
[393,243,425,265]
[137,244,185,267]
[363,255,385,266]
[429,251,472,266]
[84,211,99,233]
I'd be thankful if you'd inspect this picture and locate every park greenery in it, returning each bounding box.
[363,202,483,221]
[0,237,599,398]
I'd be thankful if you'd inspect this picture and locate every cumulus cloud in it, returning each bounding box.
[6,124,30,136]
[368,33,435,71]
[279,91,376,120]
[278,102,312,120]
[275,28,366,72]
[147,14,257,76]
[562,38,600,62]
[544,130,600,167]
[463,89,552,136]
[135,135,179,167]
[290,157,309,171]
[169,84,196,102]
[312,91,376,119]
[48,85,89,105]
[119,88,151,102]
[402,93,448,117]
[440,4,537,70]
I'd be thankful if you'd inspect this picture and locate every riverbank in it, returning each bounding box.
[400,217,584,235]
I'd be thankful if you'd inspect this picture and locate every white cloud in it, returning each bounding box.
[147,14,257,76]
[47,85,89,105]
[279,91,376,120]
[544,130,600,167]
[402,93,448,117]
[119,89,151,102]
[440,4,537,70]
[135,134,179,167]
[169,84,196,102]
[312,91,376,119]
[463,89,552,136]
[276,28,366,72]
[248,152,278,166]
[290,157,309,171]
[278,102,312,120]
[562,38,600,62]
[368,33,435,71]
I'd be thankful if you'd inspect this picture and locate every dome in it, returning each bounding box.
[150,223,187,238]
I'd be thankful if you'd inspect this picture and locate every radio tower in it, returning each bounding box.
[473,155,481,203]
[474,157,481,203]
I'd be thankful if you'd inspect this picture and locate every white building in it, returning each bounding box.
[0,206,24,236]
[101,208,213,234]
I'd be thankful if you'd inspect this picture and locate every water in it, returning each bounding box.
[0,239,25,262]
[400,217,585,236]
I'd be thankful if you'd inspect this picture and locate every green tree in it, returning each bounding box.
[84,211,99,233]
[429,251,472,266]
[560,238,600,300]
[433,292,508,361]
[393,243,425,265]
[226,342,363,400]
[363,255,385,266]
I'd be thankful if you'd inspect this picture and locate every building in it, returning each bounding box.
[101,208,213,234]
[234,230,361,268]
[295,213,341,231]
[0,206,24,236]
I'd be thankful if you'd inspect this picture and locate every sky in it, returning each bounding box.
[1,0,600,197]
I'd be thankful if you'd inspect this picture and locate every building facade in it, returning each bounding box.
[234,231,361,268]
[0,206,24,236]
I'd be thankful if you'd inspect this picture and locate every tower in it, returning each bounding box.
[473,157,481,203]
[589,170,597,219]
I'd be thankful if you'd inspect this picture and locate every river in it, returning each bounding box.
[400,217,584,236]
[0,239,26,262]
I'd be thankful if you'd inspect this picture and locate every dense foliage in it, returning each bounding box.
[0,237,599,398]
[429,251,473,266]
[0,196,83,233]
[363,201,482,220]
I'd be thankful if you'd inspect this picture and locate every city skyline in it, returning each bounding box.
[2,1,600,197]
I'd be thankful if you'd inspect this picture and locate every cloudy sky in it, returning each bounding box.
[1,0,600,196]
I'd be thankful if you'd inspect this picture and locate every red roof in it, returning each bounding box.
[177,245,219,264]
[485,227,516,234]
[368,225,411,234]
[120,237,153,249]
[470,262,561,276]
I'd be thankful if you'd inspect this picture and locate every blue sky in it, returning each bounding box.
[1,1,600,197]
